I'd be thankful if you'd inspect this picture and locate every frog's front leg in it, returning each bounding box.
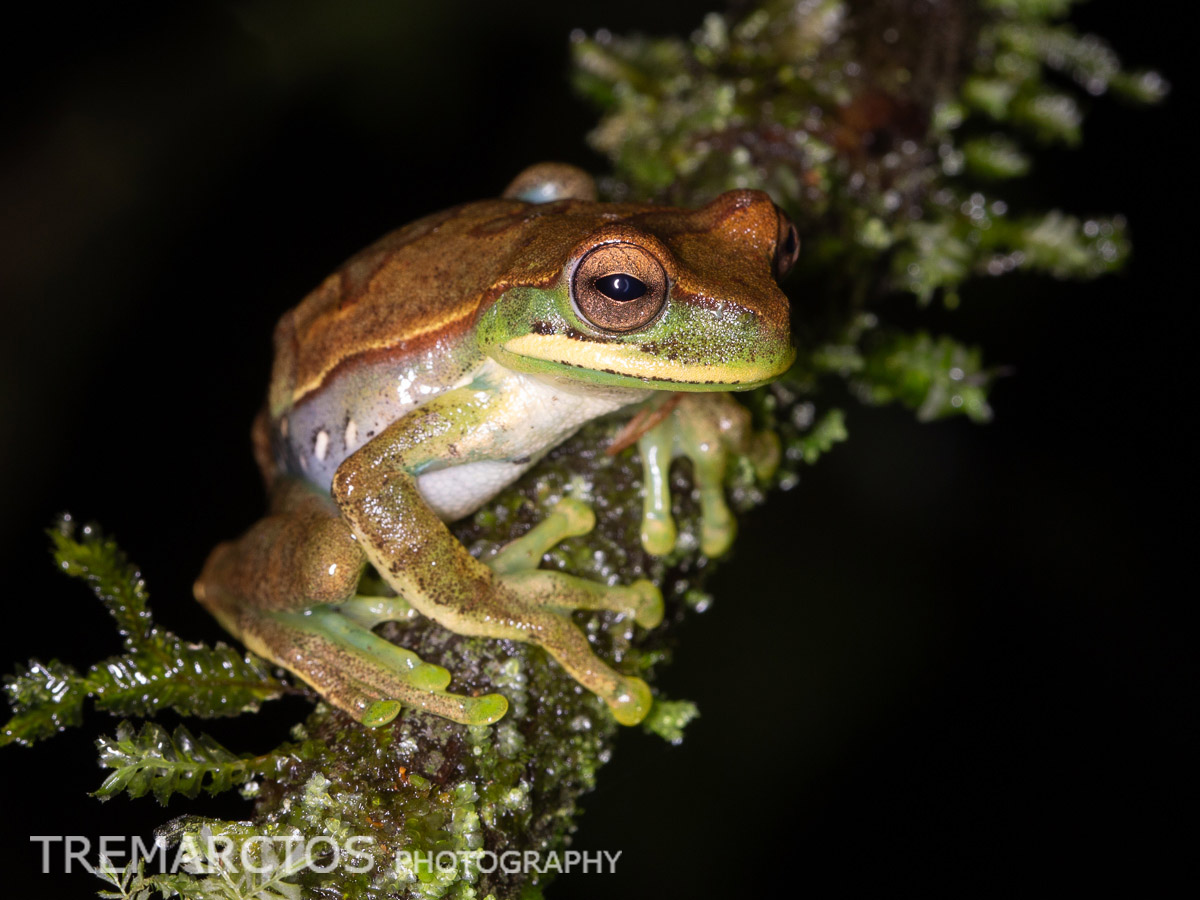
[487,497,663,629]
[194,479,508,727]
[630,392,780,557]
[332,388,659,726]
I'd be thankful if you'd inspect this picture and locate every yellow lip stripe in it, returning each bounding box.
[504,333,744,384]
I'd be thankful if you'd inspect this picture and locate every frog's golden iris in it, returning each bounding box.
[571,241,668,333]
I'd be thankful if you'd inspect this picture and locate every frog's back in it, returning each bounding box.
[264,197,626,491]
[264,200,502,489]
[271,199,510,414]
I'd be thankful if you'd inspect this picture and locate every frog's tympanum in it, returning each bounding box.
[196,163,798,728]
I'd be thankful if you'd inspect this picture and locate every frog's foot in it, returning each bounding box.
[257,605,508,727]
[195,482,511,729]
[196,535,506,728]
[633,392,779,558]
[488,498,664,628]
[488,497,596,576]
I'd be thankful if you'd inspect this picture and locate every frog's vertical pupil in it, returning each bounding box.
[594,273,647,302]
[783,227,797,256]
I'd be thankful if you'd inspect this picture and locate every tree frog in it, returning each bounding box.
[195,163,798,729]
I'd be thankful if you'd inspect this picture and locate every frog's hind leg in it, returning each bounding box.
[195,480,507,727]
[260,605,507,726]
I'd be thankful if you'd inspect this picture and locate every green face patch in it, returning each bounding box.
[476,284,795,392]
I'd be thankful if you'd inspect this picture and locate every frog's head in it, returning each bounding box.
[477,167,797,392]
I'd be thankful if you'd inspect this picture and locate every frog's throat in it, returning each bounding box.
[495,333,794,392]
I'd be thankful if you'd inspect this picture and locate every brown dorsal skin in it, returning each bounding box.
[268,191,789,417]
[270,199,625,414]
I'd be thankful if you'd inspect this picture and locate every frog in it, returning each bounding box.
[195,162,799,729]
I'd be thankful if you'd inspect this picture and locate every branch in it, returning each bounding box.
[3,2,1162,898]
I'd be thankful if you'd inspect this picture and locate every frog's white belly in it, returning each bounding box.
[280,357,650,521]
[415,366,648,521]
[417,459,538,522]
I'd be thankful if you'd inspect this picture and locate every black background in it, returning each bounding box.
[0,1,1190,895]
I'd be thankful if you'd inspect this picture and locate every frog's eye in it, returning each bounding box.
[774,205,800,279]
[572,243,668,333]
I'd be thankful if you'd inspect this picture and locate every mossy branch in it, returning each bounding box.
[2,2,1163,899]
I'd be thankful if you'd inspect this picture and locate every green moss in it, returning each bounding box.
[642,699,701,745]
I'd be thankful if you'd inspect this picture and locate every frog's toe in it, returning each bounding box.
[364,690,507,728]
[640,513,678,557]
[459,691,510,725]
[336,593,415,629]
[607,676,653,726]
[636,423,679,556]
[489,497,596,575]
[701,527,735,558]
[259,605,508,726]
[748,430,782,481]
[503,162,598,203]
[362,699,403,727]
[500,569,659,627]
[699,499,737,557]
[554,496,596,535]
[631,579,664,629]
